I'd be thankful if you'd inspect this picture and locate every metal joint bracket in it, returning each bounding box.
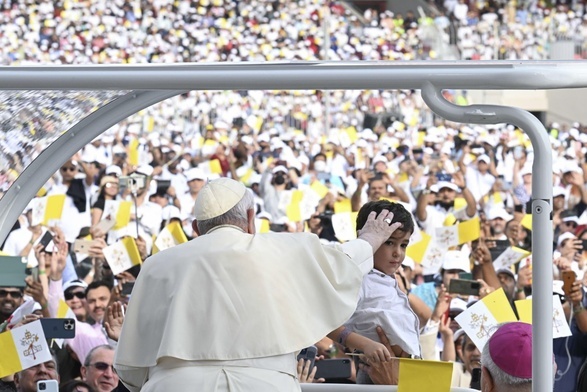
[421,81,553,392]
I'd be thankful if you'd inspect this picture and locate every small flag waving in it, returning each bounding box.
[514,296,572,339]
[493,247,531,270]
[455,288,517,350]
[0,320,52,378]
[102,237,142,276]
[31,195,66,226]
[198,159,223,175]
[153,221,188,254]
[103,200,132,230]
[331,212,358,242]
[434,216,480,248]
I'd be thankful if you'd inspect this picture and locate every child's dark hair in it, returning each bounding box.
[356,200,414,234]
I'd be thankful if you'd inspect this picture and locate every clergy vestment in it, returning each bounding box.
[115,225,373,391]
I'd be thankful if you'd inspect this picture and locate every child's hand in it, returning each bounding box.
[360,339,392,363]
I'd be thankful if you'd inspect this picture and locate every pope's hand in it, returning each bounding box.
[357,209,403,253]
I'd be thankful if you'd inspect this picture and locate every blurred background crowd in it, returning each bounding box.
[1,0,587,391]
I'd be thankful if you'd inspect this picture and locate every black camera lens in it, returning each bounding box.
[39,382,46,390]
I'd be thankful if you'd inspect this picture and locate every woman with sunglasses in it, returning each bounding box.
[90,176,120,227]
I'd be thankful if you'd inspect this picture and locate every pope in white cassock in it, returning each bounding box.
[114,177,401,391]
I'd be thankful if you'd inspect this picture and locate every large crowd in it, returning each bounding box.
[0,0,586,391]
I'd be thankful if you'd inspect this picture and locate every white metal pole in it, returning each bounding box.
[421,82,553,392]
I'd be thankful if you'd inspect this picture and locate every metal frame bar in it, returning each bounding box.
[0,60,572,392]
[421,82,553,390]
[0,61,586,90]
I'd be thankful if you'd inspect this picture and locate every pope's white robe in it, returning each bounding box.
[114,225,373,391]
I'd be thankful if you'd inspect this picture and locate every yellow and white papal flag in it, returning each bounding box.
[434,216,480,248]
[153,221,188,254]
[455,288,517,351]
[31,194,66,226]
[0,320,52,378]
[102,237,142,276]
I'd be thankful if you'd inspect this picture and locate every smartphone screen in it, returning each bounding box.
[448,279,481,296]
[39,231,53,249]
[314,358,352,380]
[296,346,317,370]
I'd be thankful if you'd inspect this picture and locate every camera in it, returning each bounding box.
[119,174,146,193]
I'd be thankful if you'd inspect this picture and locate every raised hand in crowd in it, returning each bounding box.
[472,238,501,291]
[24,275,49,317]
[560,238,582,260]
[431,285,451,323]
[10,313,41,329]
[476,279,494,299]
[438,313,455,362]
[87,237,107,259]
[297,357,325,384]
[110,271,135,304]
[104,301,126,342]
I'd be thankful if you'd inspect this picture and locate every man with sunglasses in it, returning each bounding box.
[48,158,97,244]
[0,286,24,324]
[81,345,119,392]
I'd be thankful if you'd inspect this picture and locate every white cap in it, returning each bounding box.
[194,178,246,220]
[185,168,207,182]
[105,165,122,176]
[442,250,470,273]
[477,154,490,164]
[434,181,460,192]
[449,297,468,313]
[256,211,272,221]
[520,164,532,177]
[372,156,388,166]
[553,186,567,198]
[272,165,288,174]
[162,205,181,222]
[401,256,415,270]
[557,232,576,247]
[135,165,154,177]
[486,207,513,222]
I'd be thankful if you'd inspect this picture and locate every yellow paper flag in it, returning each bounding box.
[457,216,481,243]
[454,197,467,211]
[153,221,188,254]
[397,358,452,392]
[254,218,270,233]
[515,299,532,324]
[31,194,66,226]
[44,194,66,225]
[128,138,139,166]
[482,288,518,323]
[310,181,330,199]
[334,199,352,214]
[209,159,222,174]
[0,320,52,378]
[286,190,304,222]
[521,214,532,231]
[406,231,431,263]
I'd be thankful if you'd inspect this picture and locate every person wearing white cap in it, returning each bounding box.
[412,250,471,311]
[415,177,477,235]
[259,164,291,225]
[485,207,513,241]
[462,153,496,203]
[115,178,399,392]
[177,168,208,236]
